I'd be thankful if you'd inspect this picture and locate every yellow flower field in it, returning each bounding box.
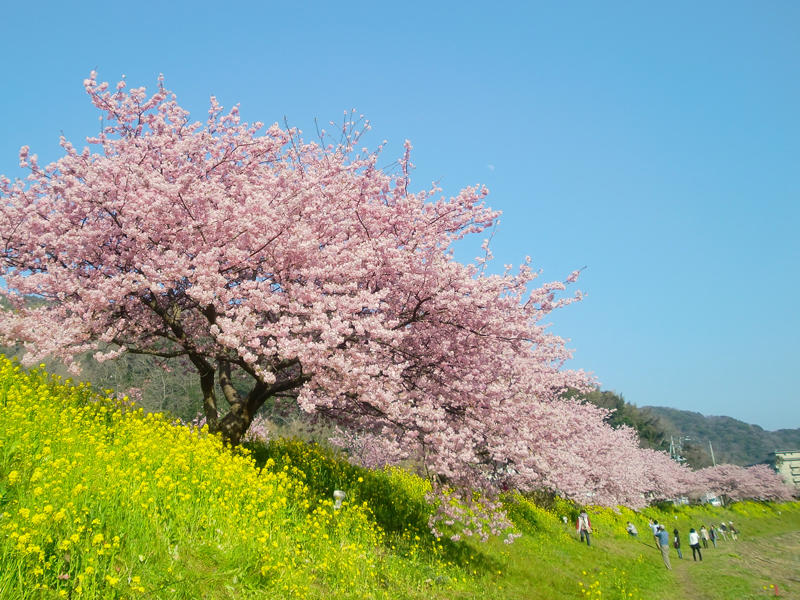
[0,356,454,599]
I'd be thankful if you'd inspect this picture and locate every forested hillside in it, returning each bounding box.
[575,389,669,450]
[643,405,800,468]
[0,342,206,420]
[573,389,800,468]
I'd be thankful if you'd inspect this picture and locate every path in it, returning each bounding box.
[671,530,800,599]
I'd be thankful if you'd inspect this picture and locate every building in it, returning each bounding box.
[774,450,800,488]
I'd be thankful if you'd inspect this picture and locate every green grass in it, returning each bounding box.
[1,355,798,599]
[450,498,800,599]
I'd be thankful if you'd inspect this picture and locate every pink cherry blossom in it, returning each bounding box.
[0,73,588,499]
[2,75,789,541]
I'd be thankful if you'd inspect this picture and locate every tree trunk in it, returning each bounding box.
[200,359,304,446]
[215,408,254,446]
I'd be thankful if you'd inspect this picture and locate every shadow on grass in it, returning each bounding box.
[245,438,502,572]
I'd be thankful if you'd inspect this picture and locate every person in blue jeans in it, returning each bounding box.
[673,528,683,559]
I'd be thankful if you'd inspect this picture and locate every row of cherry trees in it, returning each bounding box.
[692,463,794,502]
[1,75,794,543]
[333,396,796,512]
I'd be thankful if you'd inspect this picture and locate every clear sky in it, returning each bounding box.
[1,1,798,429]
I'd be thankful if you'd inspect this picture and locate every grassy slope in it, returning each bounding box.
[446,502,800,600]
[1,357,798,600]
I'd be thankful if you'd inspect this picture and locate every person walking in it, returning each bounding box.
[673,528,683,559]
[655,525,672,570]
[700,525,710,549]
[576,510,592,547]
[729,522,738,541]
[688,528,703,561]
[709,525,717,548]
[718,522,728,541]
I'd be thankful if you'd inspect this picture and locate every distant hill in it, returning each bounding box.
[571,389,669,451]
[573,388,800,469]
[642,406,800,468]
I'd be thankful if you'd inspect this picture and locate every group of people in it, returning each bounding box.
[635,518,739,570]
[573,510,739,573]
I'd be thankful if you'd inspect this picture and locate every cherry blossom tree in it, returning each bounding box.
[4,74,792,531]
[499,398,693,509]
[694,464,795,502]
[0,74,591,504]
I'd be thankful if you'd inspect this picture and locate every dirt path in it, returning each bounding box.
[670,545,708,599]
[671,530,800,599]
[729,530,800,593]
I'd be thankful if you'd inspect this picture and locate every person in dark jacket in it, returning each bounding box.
[673,528,683,559]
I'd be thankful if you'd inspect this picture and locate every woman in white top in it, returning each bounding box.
[688,528,703,561]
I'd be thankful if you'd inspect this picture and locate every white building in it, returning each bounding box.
[774,450,800,488]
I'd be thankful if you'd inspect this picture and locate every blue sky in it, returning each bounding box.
[1,1,798,429]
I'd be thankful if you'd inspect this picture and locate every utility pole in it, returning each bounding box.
[709,441,716,467]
